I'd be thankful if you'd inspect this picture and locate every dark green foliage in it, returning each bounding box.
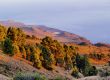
[14,72,48,80]
[64,53,73,70]
[79,55,90,70]
[75,54,98,76]
[82,65,98,76]
[76,53,82,72]
[30,45,37,62]
[1,27,26,57]
[88,66,98,76]
[30,45,42,69]
[41,36,64,56]
[54,76,66,80]
[64,45,74,70]
[78,42,89,46]
[71,66,79,78]
[76,54,93,76]
[41,36,65,67]
[0,25,98,78]
[24,45,31,60]
[41,36,53,46]
[41,46,55,70]
[7,27,26,46]
[19,46,26,59]
[24,45,42,69]
[2,38,14,56]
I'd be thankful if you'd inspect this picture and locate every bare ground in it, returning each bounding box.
[0,51,75,80]
[77,76,110,80]
[0,74,12,80]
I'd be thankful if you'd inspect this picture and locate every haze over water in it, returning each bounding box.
[0,0,110,43]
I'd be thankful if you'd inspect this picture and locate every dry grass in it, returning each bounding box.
[0,50,75,80]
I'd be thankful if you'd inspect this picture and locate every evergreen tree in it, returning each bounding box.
[25,45,31,61]
[2,38,14,56]
[19,46,26,59]
[76,54,90,74]
[64,53,73,70]
[41,46,55,70]
[30,46,42,69]
[7,27,26,46]
[41,36,65,67]
[41,36,53,47]
[13,44,20,54]
[64,45,73,70]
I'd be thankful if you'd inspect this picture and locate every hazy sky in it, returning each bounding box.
[0,0,110,43]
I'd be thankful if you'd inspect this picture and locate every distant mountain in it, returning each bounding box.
[0,20,91,44]
[0,20,26,27]
[94,42,110,48]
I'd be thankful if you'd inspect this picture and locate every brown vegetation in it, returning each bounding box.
[0,24,110,79]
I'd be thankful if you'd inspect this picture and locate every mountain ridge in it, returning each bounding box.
[0,20,92,44]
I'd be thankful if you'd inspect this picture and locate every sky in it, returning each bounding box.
[0,0,110,43]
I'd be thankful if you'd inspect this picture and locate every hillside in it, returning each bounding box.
[0,20,110,65]
[0,21,110,80]
[0,20,91,44]
[0,51,109,80]
[0,50,75,80]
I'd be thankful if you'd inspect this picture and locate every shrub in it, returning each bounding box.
[14,72,48,80]
[71,66,79,78]
[88,66,98,76]
[56,58,65,67]
[54,76,66,80]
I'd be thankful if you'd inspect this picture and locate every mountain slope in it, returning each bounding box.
[0,51,75,80]
[0,20,91,44]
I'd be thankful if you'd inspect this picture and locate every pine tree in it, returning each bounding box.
[13,44,20,54]
[64,53,73,70]
[30,46,42,69]
[25,46,31,61]
[19,46,26,59]
[2,38,14,56]
[7,27,26,46]
[41,36,65,67]
[41,46,55,70]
